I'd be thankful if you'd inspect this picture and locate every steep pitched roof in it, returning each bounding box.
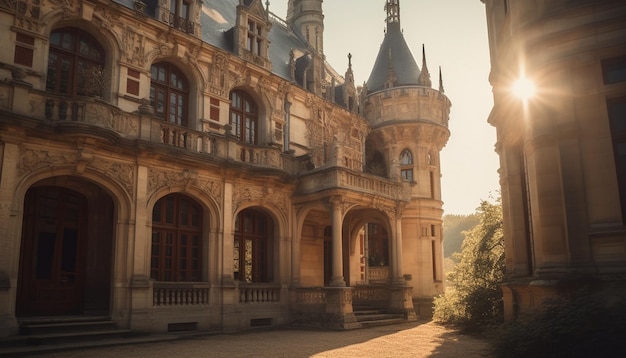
[113,0,340,84]
[366,2,421,93]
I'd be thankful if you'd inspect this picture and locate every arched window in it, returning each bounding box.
[151,194,202,282]
[400,149,414,182]
[46,27,105,96]
[229,90,258,144]
[233,208,273,283]
[367,223,389,267]
[150,62,189,126]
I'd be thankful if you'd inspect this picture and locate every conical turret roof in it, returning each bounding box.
[366,1,420,93]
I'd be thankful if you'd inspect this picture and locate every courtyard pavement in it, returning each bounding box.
[27,320,493,358]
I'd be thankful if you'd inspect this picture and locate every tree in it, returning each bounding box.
[434,197,504,329]
[443,213,479,257]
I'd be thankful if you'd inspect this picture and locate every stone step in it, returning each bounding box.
[355,313,405,322]
[20,319,118,335]
[0,333,179,357]
[359,317,407,328]
[0,317,159,357]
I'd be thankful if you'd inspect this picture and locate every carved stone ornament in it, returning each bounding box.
[18,148,77,177]
[148,168,195,195]
[232,185,288,217]
[88,158,134,195]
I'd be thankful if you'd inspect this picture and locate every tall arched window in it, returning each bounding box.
[46,27,105,96]
[229,90,258,144]
[233,208,273,283]
[367,223,389,267]
[151,194,202,282]
[150,62,189,126]
[400,149,414,182]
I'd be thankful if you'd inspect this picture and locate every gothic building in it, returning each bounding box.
[0,0,450,337]
[481,0,626,319]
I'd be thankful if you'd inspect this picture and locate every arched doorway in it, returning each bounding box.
[17,180,115,316]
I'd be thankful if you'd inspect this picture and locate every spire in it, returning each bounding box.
[385,0,400,29]
[366,0,419,92]
[418,44,432,87]
[345,53,354,84]
[439,66,445,93]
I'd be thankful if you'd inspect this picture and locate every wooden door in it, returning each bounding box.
[17,187,87,316]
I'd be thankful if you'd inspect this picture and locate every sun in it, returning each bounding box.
[512,77,536,101]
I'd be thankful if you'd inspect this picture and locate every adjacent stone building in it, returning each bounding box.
[0,0,450,336]
[480,0,626,319]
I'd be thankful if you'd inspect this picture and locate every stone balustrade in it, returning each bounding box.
[153,282,210,307]
[238,284,281,304]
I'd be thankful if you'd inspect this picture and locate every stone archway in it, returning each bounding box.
[16,177,115,317]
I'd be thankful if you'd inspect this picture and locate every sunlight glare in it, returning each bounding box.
[512,77,536,101]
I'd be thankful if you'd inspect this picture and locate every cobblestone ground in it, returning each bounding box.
[32,320,493,358]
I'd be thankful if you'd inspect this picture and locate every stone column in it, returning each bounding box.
[128,165,152,331]
[329,196,345,287]
[0,142,20,337]
[392,212,405,285]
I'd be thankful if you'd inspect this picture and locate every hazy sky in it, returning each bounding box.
[270,0,499,215]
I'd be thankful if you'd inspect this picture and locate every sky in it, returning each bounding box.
[269,0,499,215]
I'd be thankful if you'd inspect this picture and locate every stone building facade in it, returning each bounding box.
[481,0,626,319]
[0,0,450,336]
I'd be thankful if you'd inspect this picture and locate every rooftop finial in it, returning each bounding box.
[439,66,445,93]
[385,0,400,27]
[418,44,432,87]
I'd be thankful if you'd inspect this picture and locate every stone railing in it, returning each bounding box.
[238,284,281,304]
[0,87,296,172]
[297,167,406,201]
[367,267,390,282]
[295,287,327,305]
[159,122,216,155]
[153,282,210,307]
[352,285,392,306]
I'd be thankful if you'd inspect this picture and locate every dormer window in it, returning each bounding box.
[247,19,263,57]
[167,0,194,34]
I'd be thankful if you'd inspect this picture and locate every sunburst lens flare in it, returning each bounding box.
[512,78,536,101]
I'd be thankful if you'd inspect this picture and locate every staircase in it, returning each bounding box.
[353,306,407,328]
[0,317,176,357]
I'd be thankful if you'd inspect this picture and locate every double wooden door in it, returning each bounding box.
[17,187,87,316]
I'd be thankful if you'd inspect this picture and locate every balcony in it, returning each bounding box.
[296,166,410,201]
[0,85,296,172]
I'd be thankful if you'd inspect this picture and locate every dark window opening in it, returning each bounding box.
[229,90,258,144]
[234,208,273,283]
[46,28,105,97]
[602,56,626,85]
[150,62,189,126]
[151,193,203,282]
[607,97,626,224]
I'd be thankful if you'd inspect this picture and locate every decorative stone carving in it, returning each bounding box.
[123,27,146,66]
[232,185,288,217]
[18,148,77,177]
[148,168,196,194]
[88,158,134,195]
[195,177,222,202]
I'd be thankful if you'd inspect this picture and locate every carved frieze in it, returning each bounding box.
[232,185,288,217]
[18,148,76,177]
[148,168,195,194]
[123,27,146,66]
[88,158,134,195]
[84,105,139,137]
[148,169,221,203]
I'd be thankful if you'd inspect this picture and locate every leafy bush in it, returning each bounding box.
[434,198,504,330]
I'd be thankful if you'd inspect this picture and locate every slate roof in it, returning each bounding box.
[366,22,421,93]
[112,0,338,84]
